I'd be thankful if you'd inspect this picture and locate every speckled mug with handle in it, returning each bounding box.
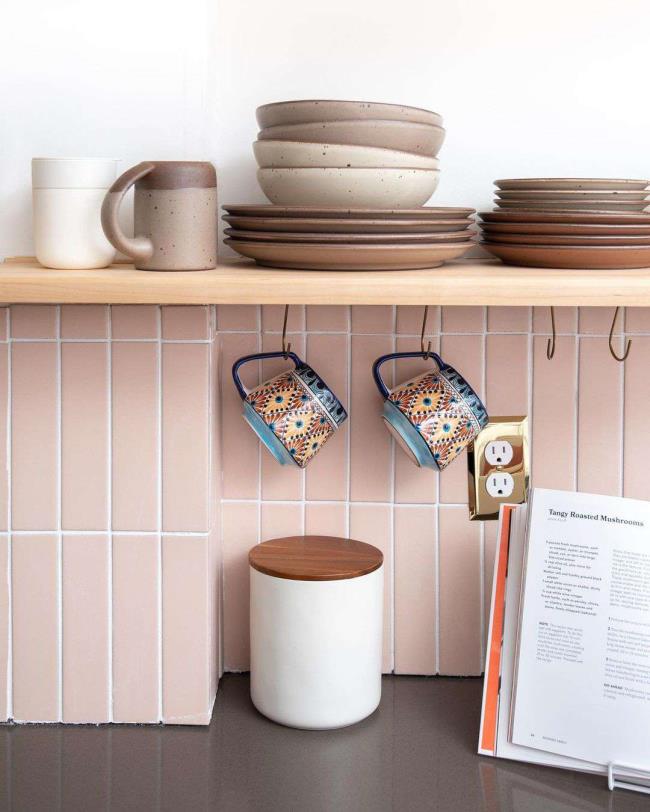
[373,351,488,470]
[233,351,347,468]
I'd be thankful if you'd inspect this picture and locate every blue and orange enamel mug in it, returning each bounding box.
[372,351,488,470]
[233,351,347,468]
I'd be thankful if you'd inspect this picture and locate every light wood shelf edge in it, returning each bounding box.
[1,257,649,306]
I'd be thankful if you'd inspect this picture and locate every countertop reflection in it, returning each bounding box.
[0,674,643,811]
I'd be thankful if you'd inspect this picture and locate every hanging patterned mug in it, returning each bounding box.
[372,351,488,470]
[232,351,347,467]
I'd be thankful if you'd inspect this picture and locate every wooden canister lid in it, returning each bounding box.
[249,535,383,581]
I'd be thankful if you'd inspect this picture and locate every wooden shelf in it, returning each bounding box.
[1,256,650,306]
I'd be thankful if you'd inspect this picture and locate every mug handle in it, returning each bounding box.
[101,161,156,263]
[372,351,444,398]
[232,351,302,400]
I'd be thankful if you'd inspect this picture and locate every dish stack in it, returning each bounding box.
[480,178,650,268]
[225,99,477,270]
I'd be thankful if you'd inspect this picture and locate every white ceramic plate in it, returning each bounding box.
[253,140,440,170]
[257,167,440,208]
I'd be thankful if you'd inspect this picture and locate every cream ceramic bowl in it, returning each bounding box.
[256,99,443,129]
[257,167,440,208]
[253,140,440,170]
[258,120,445,157]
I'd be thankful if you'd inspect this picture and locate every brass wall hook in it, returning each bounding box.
[546,307,556,360]
[420,305,432,359]
[609,306,631,362]
[281,304,291,358]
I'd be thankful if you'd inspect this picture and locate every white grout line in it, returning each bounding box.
[620,309,626,497]
[257,306,262,544]
[345,307,352,538]
[6,310,12,719]
[56,305,63,722]
[156,305,163,722]
[107,308,113,722]
[574,330,581,492]
[389,305,396,673]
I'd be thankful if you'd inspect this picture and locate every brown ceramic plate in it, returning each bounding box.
[481,241,650,269]
[496,189,650,201]
[495,178,650,191]
[225,239,475,270]
[496,199,649,212]
[480,231,650,246]
[478,220,650,236]
[480,210,650,225]
[256,99,443,129]
[223,204,475,219]
[225,228,475,244]
[224,215,474,233]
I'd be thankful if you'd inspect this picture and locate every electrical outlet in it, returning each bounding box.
[467,416,529,520]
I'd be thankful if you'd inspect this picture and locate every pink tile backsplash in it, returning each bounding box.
[2,303,649,725]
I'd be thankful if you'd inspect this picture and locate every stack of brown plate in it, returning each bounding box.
[223,204,476,270]
[480,178,650,268]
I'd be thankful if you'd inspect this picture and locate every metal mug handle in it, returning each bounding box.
[372,351,444,398]
[232,351,302,400]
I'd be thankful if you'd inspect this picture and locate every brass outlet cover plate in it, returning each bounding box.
[467,416,529,520]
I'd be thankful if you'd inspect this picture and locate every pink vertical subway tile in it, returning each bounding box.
[110,305,159,339]
[221,332,260,500]
[261,304,305,332]
[577,336,622,496]
[438,334,484,505]
[487,307,530,333]
[10,305,57,339]
[531,335,577,490]
[394,506,436,675]
[393,337,438,504]
[11,343,58,530]
[625,307,650,333]
[306,305,349,332]
[261,501,303,540]
[208,524,222,694]
[12,534,59,721]
[305,503,347,537]
[483,521,498,651]
[304,333,349,502]
[112,534,159,723]
[0,345,8,530]
[349,503,392,672]
[209,335,222,530]
[216,304,259,332]
[62,535,109,723]
[624,337,650,499]
[162,343,210,531]
[260,334,306,501]
[351,305,393,333]
[162,534,211,725]
[579,307,621,335]
[485,334,529,415]
[441,306,484,333]
[60,305,109,339]
[350,334,393,502]
[222,502,258,671]
[112,343,158,531]
[0,308,8,340]
[161,306,210,340]
[0,536,7,720]
[532,306,577,334]
[396,305,440,335]
[61,343,108,530]
[438,507,482,675]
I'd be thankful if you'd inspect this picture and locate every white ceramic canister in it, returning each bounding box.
[32,158,119,269]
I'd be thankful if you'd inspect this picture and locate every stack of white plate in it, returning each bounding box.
[254,100,444,208]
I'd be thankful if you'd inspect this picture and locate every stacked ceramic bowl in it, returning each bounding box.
[223,204,476,270]
[480,178,650,268]
[253,100,445,208]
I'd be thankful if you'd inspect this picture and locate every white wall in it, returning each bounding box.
[3,0,650,258]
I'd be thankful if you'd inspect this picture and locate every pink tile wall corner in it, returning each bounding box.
[60,305,109,339]
[0,536,7,720]
[61,343,109,530]
[112,534,159,723]
[12,534,59,722]
[162,306,210,340]
[11,343,58,530]
[162,535,212,725]
[162,343,210,532]
[62,535,109,723]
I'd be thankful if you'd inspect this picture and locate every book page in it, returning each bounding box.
[511,488,650,767]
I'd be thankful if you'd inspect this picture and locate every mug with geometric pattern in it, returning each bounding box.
[232,351,347,468]
[372,351,488,470]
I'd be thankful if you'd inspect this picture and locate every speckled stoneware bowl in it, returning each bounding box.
[256,99,443,129]
[253,140,440,170]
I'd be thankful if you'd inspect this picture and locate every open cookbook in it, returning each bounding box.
[479,488,650,794]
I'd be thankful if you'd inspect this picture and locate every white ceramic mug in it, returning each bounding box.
[32,158,119,269]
